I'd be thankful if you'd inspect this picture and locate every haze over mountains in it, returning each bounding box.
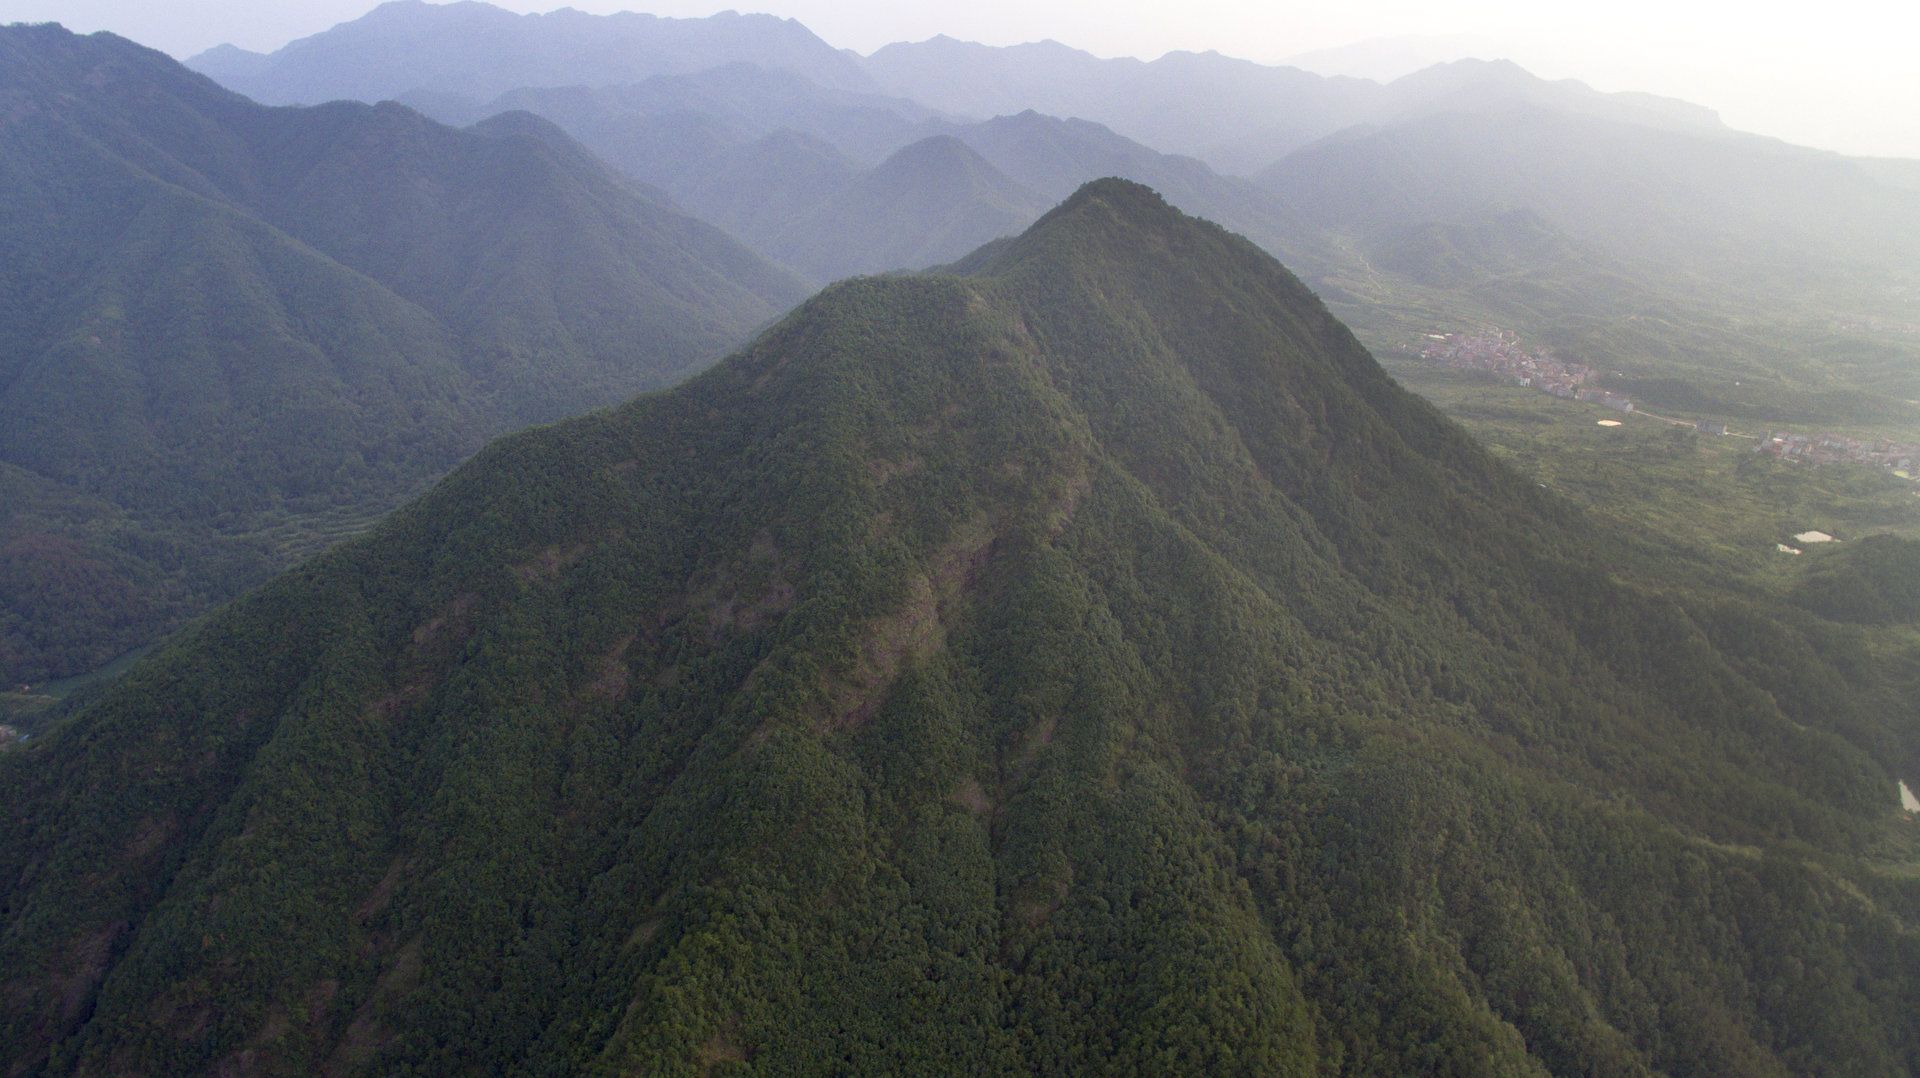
[181,0,1920,416]
[190,0,873,104]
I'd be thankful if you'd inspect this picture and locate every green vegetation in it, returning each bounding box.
[0,25,806,686]
[4,180,1916,1075]
[1792,534,1920,625]
[1381,364,1920,578]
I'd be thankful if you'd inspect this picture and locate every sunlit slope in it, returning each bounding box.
[3,181,1915,1076]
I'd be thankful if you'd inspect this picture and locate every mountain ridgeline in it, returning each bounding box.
[189,0,875,106]
[4,181,1916,1075]
[180,2,1920,440]
[0,25,805,684]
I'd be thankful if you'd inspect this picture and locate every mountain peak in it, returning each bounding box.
[3,155,1913,1072]
[973,177,1221,270]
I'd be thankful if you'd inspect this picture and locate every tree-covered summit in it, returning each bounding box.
[3,179,1915,1076]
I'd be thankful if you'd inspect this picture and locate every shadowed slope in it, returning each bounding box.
[0,24,805,684]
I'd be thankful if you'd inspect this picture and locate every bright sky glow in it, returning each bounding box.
[4,0,1916,159]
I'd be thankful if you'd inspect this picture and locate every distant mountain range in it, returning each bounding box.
[188,0,873,104]
[0,23,804,683]
[455,69,1317,287]
[191,3,1725,176]
[182,2,1918,294]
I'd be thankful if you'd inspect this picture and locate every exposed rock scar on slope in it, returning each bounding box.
[362,593,480,722]
[582,634,638,703]
[24,920,128,1061]
[323,934,423,1077]
[510,542,589,582]
[950,776,994,817]
[823,517,997,733]
[700,534,798,644]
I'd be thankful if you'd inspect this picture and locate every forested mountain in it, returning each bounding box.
[932,110,1323,263]
[5,180,1915,1075]
[0,24,805,684]
[667,129,864,251]
[184,0,873,106]
[455,96,1051,286]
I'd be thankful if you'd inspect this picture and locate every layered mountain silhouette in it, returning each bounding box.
[456,75,1318,288]
[0,25,805,683]
[412,63,940,173]
[181,5,1920,406]
[1258,94,1920,278]
[5,181,1914,1075]
[740,134,1049,282]
[862,40,1727,174]
[186,0,874,105]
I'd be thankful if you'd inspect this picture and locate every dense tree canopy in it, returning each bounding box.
[2,180,1916,1075]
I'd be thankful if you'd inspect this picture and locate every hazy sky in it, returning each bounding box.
[6,0,1916,159]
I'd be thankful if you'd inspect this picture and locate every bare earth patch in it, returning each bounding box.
[950,776,994,816]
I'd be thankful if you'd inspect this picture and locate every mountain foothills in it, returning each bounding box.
[4,182,1917,1075]
[0,24,805,685]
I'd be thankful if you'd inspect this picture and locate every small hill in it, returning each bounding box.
[3,180,1915,1075]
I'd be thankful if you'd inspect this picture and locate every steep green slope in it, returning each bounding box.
[3,181,1916,1076]
[1793,534,1920,626]
[0,25,806,684]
